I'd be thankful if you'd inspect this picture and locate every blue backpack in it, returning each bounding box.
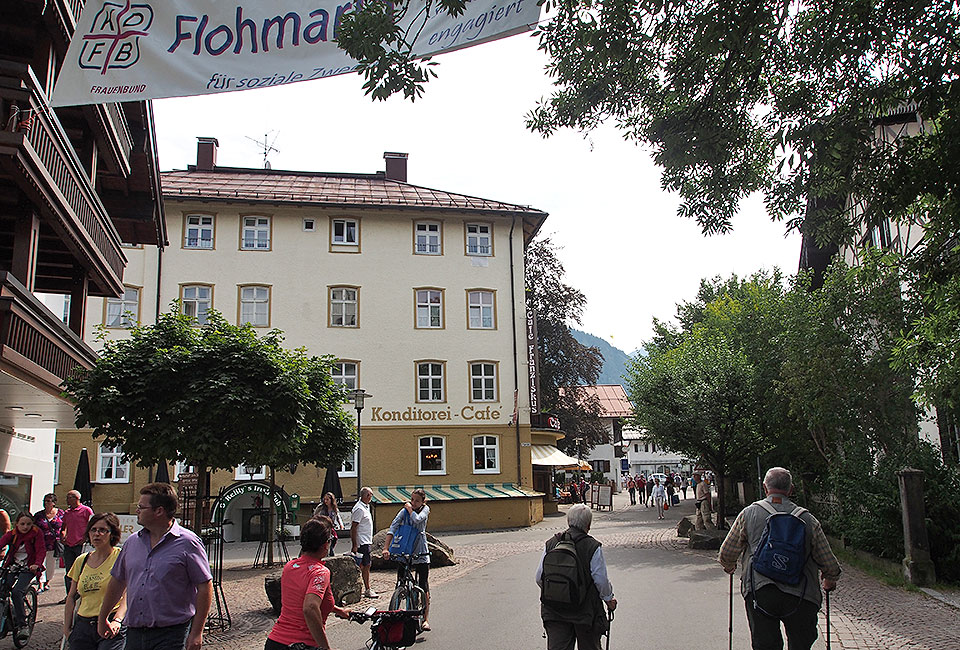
[750,499,809,588]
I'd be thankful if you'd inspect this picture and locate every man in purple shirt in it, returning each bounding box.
[60,489,93,597]
[98,483,213,650]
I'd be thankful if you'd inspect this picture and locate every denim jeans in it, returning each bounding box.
[4,569,33,626]
[68,616,125,650]
[126,621,190,650]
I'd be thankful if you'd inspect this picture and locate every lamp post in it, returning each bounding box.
[347,389,372,496]
[574,436,584,483]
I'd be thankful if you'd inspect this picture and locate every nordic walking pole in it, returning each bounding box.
[606,609,614,650]
[826,588,831,650]
[728,572,734,650]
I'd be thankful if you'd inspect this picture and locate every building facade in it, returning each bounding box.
[56,139,551,533]
[0,1,164,515]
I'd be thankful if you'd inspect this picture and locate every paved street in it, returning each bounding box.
[26,492,960,649]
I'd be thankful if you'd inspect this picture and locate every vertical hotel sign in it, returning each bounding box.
[51,0,542,106]
[526,309,540,414]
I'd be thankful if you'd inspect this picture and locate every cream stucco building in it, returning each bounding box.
[55,138,563,534]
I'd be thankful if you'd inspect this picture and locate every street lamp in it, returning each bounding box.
[346,389,372,495]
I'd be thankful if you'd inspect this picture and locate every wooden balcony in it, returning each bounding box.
[0,62,126,296]
[0,271,96,397]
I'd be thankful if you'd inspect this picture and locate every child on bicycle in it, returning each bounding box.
[0,512,45,643]
[381,489,431,632]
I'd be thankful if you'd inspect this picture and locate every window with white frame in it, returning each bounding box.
[302,218,316,232]
[106,286,139,328]
[470,362,497,401]
[415,221,441,255]
[241,216,271,250]
[416,289,443,328]
[184,215,214,249]
[468,290,495,329]
[98,444,129,483]
[235,464,266,480]
[332,218,358,245]
[340,449,357,477]
[418,436,445,475]
[466,223,492,256]
[473,435,499,473]
[331,361,358,390]
[330,287,358,327]
[239,285,270,327]
[417,362,444,402]
[181,285,212,325]
[53,443,60,484]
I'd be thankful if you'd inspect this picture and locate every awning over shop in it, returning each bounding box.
[530,445,589,469]
[371,483,542,504]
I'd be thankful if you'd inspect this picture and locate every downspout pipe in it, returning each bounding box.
[509,217,522,486]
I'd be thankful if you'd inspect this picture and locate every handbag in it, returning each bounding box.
[671,494,680,506]
[387,511,420,557]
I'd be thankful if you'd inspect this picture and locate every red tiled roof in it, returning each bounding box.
[160,168,548,218]
[578,385,633,418]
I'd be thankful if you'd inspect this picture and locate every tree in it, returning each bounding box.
[525,237,606,452]
[62,308,356,529]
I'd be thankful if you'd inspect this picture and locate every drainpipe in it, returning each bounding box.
[155,244,163,321]
[509,217,522,486]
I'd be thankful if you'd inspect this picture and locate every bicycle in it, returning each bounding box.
[348,606,421,649]
[0,561,38,648]
[387,552,427,633]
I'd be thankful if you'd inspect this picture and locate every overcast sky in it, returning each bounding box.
[153,33,800,355]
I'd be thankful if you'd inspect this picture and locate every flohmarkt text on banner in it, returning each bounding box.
[52,0,542,107]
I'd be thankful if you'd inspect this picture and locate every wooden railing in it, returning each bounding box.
[0,63,126,286]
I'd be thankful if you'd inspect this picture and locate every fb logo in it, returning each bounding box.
[79,1,153,74]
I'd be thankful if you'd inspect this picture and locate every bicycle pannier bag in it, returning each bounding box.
[377,615,418,647]
[540,532,588,610]
[387,511,419,557]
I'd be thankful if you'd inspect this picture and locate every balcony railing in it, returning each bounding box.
[0,272,96,392]
[0,63,126,292]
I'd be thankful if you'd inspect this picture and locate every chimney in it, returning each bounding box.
[384,152,408,182]
[196,137,219,171]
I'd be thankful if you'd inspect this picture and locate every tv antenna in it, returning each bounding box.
[246,131,280,169]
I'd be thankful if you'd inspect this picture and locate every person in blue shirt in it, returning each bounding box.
[381,488,431,631]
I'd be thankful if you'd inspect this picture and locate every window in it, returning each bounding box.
[467,290,495,329]
[590,459,611,473]
[330,287,358,327]
[53,443,60,484]
[340,449,358,477]
[241,216,271,250]
[415,221,442,255]
[473,435,499,473]
[173,461,196,482]
[418,436,445,475]
[465,223,492,256]
[239,285,270,327]
[106,286,139,328]
[417,362,445,402]
[181,285,212,325]
[470,362,498,402]
[184,215,214,249]
[235,464,266,480]
[61,295,71,325]
[98,445,129,483]
[302,218,316,232]
[634,444,639,453]
[331,218,359,246]
[415,289,443,328]
[331,361,358,391]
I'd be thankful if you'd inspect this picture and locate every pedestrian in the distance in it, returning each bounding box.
[351,486,377,598]
[34,492,62,592]
[626,477,637,506]
[313,492,343,556]
[645,475,655,507]
[98,482,212,650]
[680,475,688,500]
[61,490,93,601]
[651,478,666,519]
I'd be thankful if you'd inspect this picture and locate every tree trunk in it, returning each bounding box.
[715,469,728,530]
[267,466,276,567]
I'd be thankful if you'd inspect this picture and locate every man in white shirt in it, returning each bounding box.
[351,486,377,598]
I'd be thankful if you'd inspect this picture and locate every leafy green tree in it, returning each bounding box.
[63,308,356,528]
[525,237,606,452]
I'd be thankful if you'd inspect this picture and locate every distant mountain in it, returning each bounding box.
[571,329,635,386]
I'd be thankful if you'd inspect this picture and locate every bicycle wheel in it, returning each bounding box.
[406,585,425,633]
[388,584,407,611]
[12,587,36,649]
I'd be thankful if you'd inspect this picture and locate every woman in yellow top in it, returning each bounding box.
[62,513,126,650]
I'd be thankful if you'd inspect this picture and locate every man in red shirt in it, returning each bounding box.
[60,490,92,601]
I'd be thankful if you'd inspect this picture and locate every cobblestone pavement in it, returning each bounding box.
[26,501,960,649]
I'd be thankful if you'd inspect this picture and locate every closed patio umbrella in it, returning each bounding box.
[321,465,343,503]
[155,460,171,484]
[73,448,93,507]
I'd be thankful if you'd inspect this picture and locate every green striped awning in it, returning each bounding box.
[371,483,542,503]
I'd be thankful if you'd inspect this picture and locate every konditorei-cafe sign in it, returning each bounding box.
[51,0,542,106]
[370,404,503,423]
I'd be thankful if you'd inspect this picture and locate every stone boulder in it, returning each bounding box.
[263,555,363,616]
[676,516,696,538]
[688,529,726,550]
[370,529,456,569]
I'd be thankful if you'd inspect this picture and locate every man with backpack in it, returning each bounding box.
[536,504,617,650]
[718,467,841,650]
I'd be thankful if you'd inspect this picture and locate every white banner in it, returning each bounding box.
[52,0,541,106]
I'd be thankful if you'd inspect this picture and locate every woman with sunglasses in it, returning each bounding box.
[63,513,126,650]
